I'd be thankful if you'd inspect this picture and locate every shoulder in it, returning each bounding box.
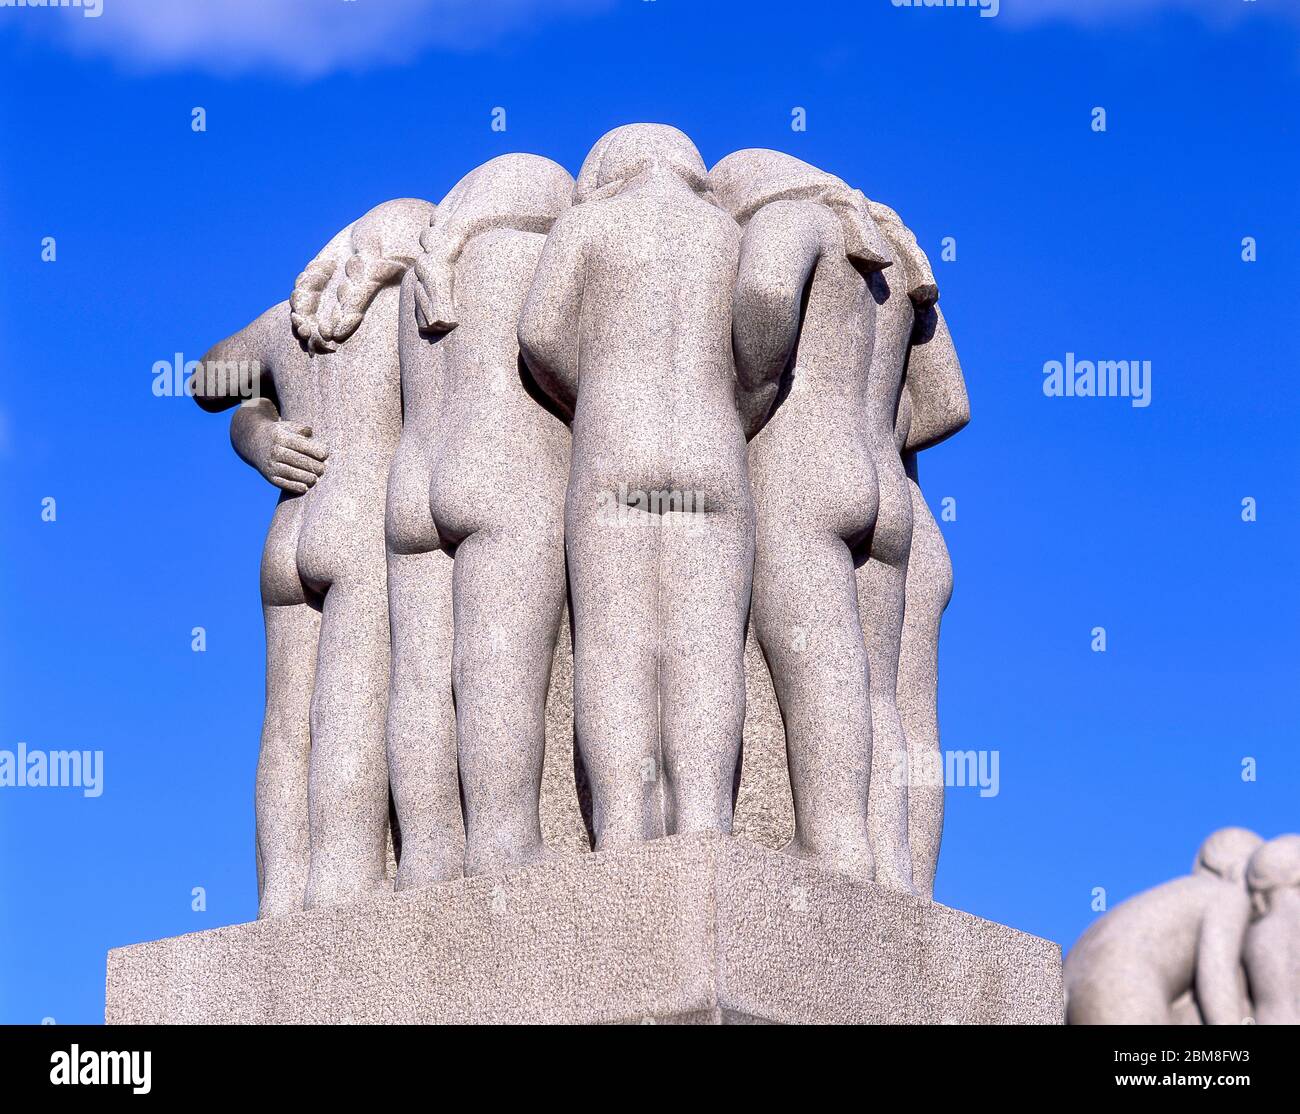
[744,200,841,252]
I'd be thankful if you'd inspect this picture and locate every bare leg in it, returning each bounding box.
[859,553,916,894]
[305,576,392,909]
[454,518,565,875]
[385,547,461,889]
[256,601,319,917]
[752,526,874,878]
[567,493,665,847]
[897,478,952,899]
[658,506,753,835]
[256,497,318,919]
[1067,976,1173,1024]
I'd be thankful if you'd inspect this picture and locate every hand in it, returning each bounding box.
[231,399,327,495]
[260,419,327,495]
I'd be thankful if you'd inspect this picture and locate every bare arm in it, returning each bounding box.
[517,210,587,422]
[903,304,970,453]
[230,398,326,495]
[731,201,826,438]
[193,299,326,493]
[190,300,290,414]
[1195,893,1252,1025]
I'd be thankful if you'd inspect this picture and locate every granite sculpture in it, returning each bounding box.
[518,124,756,848]
[710,149,892,884]
[1065,827,1300,1024]
[894,301,969,897]
[194,198,432,914]
[409,153,575,878]
[1242,834,1300,1024]
[192,125,971,926]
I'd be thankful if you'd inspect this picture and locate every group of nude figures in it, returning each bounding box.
[1065,828,1300,1025]
[192,124,970,918]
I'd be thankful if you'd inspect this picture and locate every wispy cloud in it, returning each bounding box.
[999,0,1299,30]
[14,0,613,78]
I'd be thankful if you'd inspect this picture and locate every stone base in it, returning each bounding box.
[105,834,1063,1024]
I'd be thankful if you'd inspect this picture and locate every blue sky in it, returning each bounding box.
[1,0,1297,1023]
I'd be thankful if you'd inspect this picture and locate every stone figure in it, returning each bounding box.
[518,124,755,847]
[709,149,893,882]
[383,197,460,891]
[851,201,945,896]
[391,153,574,881]
[894,303,969,898]
[193,198,433,914]
[1243,834,1300,1024]
[1064,827,1263,1024]
[188,128,977,920]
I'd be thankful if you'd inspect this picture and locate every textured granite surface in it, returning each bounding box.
[106,833,1062,1025]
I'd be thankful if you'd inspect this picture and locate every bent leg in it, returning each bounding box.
[305,576,392,909]
[386,547,461,889]
[454,519,565,876]
[753,525,874,878]
[1067,974,1174,1024]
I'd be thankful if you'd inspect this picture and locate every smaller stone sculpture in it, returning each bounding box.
[1064,827,1263,1024]
[1242,834,1300,1024]
[411,153,575,877]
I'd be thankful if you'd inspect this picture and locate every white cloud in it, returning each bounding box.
[998,0,1298,30]
[21,0,613,78]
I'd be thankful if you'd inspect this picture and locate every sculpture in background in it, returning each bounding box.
[1064,827,1300,1024]
[1242,834,1300,1024]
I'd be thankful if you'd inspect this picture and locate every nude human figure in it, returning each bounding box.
[518,124,754,846]
[383,204,460,891]
[1064,827,1263,1024]
[1243,834,1300,1024]
[194,198,432,913]
[839,201,944,894]
[893,303,970,899]
[387,154,573,882]
[709,149,893,880]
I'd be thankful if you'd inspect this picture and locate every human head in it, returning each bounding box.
[574,123,708,205]
[290,197,434,353]
[1245,834,1300,916]
[708,147,890,272]
[412,153,574,333]
[1194,826,1265,885]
